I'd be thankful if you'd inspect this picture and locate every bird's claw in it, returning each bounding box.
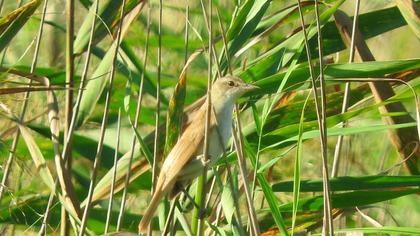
[201,156,211,166]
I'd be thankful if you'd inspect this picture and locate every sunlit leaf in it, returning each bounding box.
[0,0,41,52]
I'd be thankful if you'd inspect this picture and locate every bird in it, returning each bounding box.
[138,75,258,233]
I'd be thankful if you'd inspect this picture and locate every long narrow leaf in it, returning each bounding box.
[273,175,420,192]
[0,0,41,52]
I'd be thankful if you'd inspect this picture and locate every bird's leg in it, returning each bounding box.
[180,188,201,210]
[181,187,207,218]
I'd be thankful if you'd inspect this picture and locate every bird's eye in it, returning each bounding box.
[228,81,235,86]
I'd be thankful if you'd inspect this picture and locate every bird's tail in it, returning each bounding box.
[138,189,164,234]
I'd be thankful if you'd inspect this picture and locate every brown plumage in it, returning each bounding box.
[138,76,258,233]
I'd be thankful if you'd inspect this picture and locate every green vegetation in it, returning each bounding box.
[0,0,419,235]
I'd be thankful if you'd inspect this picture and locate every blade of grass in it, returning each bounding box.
[73,0,121,54]
[394,0,420,39]
[0,0,41,52]
[0,105,55,191]
[273,175,420,192]
[236,3,314,57]
[75,1,145,127]
[163,50,202,155]
[253,59,420,96]
[276,188,420,212]
[265,122,417,151]
[239,0,345,82]
[291,92,311,235]
[221,0,272,72]
[104,108,122,234]
[328,77,420,140]
[87,151,150,206]
[244,140,289,235]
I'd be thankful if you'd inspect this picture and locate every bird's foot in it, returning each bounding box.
[200,155,212,166]
[201,158,210,166]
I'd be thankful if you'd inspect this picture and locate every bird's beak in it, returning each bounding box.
[243,83,260,91]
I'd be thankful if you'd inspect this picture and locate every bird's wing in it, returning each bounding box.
[158,105,216,191]
[139,105,216,233]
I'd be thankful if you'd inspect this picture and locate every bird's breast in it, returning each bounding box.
[208,104,233,159]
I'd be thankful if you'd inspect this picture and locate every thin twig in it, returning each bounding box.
[184,3,189,64]
[204,168,219,209]
[195,0,212,234]
[147,0,163,234]
[331,0,360,178]
[104,109,122,234]
[62,0,75,233]
[116,2,151,230]
[232,107,261,236]
[78,1,126,235]
[39,182,56,236]
[64,0,74,174]
[199,0,222,79]
[313,1,334,235]
[215,8,232,76]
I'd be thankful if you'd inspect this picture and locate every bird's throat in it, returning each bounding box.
[212,99,235,151]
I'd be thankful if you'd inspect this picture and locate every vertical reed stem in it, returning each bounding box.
[62,0,74,233]
[193,0,212,235]
[148,0,163,234]
[331,0,361,177]
[104,109,122,234]
[313,1,334,234]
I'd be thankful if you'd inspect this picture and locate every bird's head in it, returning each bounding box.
[211,76,259,103]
